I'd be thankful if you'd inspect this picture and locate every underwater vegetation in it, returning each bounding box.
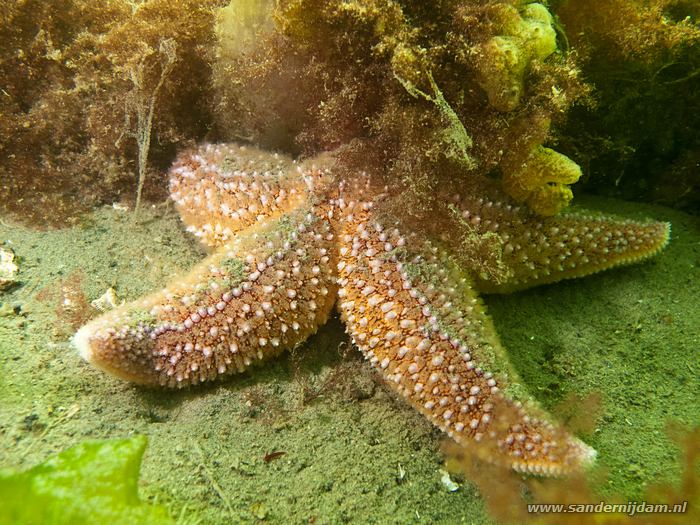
[0,0,227,226]
[214,0,590,218]
[2,0,696,227]
[552,0,700,212]
[444,423,700,524]
[0,0,589,227]
[0,436,176,525]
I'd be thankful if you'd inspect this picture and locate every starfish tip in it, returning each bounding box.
[573,437,597,469]
[73,323,95,363]
[72,318,158,386]
[660,221,672,249]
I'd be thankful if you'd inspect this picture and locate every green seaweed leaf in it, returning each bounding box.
[0,436,174,525]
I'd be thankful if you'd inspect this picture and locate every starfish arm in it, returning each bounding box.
[169,143,313,248]
[74,204,337,387]
[334,199,594,475]
[449,192,670,293]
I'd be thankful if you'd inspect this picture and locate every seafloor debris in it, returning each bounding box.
[0,246,19,291]
[91,288,122,312]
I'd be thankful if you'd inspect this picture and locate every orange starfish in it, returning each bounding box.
[74,143,669,475]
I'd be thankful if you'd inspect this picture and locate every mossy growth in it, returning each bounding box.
[0,0,228,227]
[0,0,591,224]
[445,203,510,283]
[393,68,477,170]
[125,308,157,330]
[0,435,176,525]
[218,255,247,287]
[9,0,689,224]
[213,0,589,219]
[190,255,247,302]
[552,0,700,212]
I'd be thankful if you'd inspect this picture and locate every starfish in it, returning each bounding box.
[74,143,670,476]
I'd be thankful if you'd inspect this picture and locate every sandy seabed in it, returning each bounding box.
[0,195,697,524]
